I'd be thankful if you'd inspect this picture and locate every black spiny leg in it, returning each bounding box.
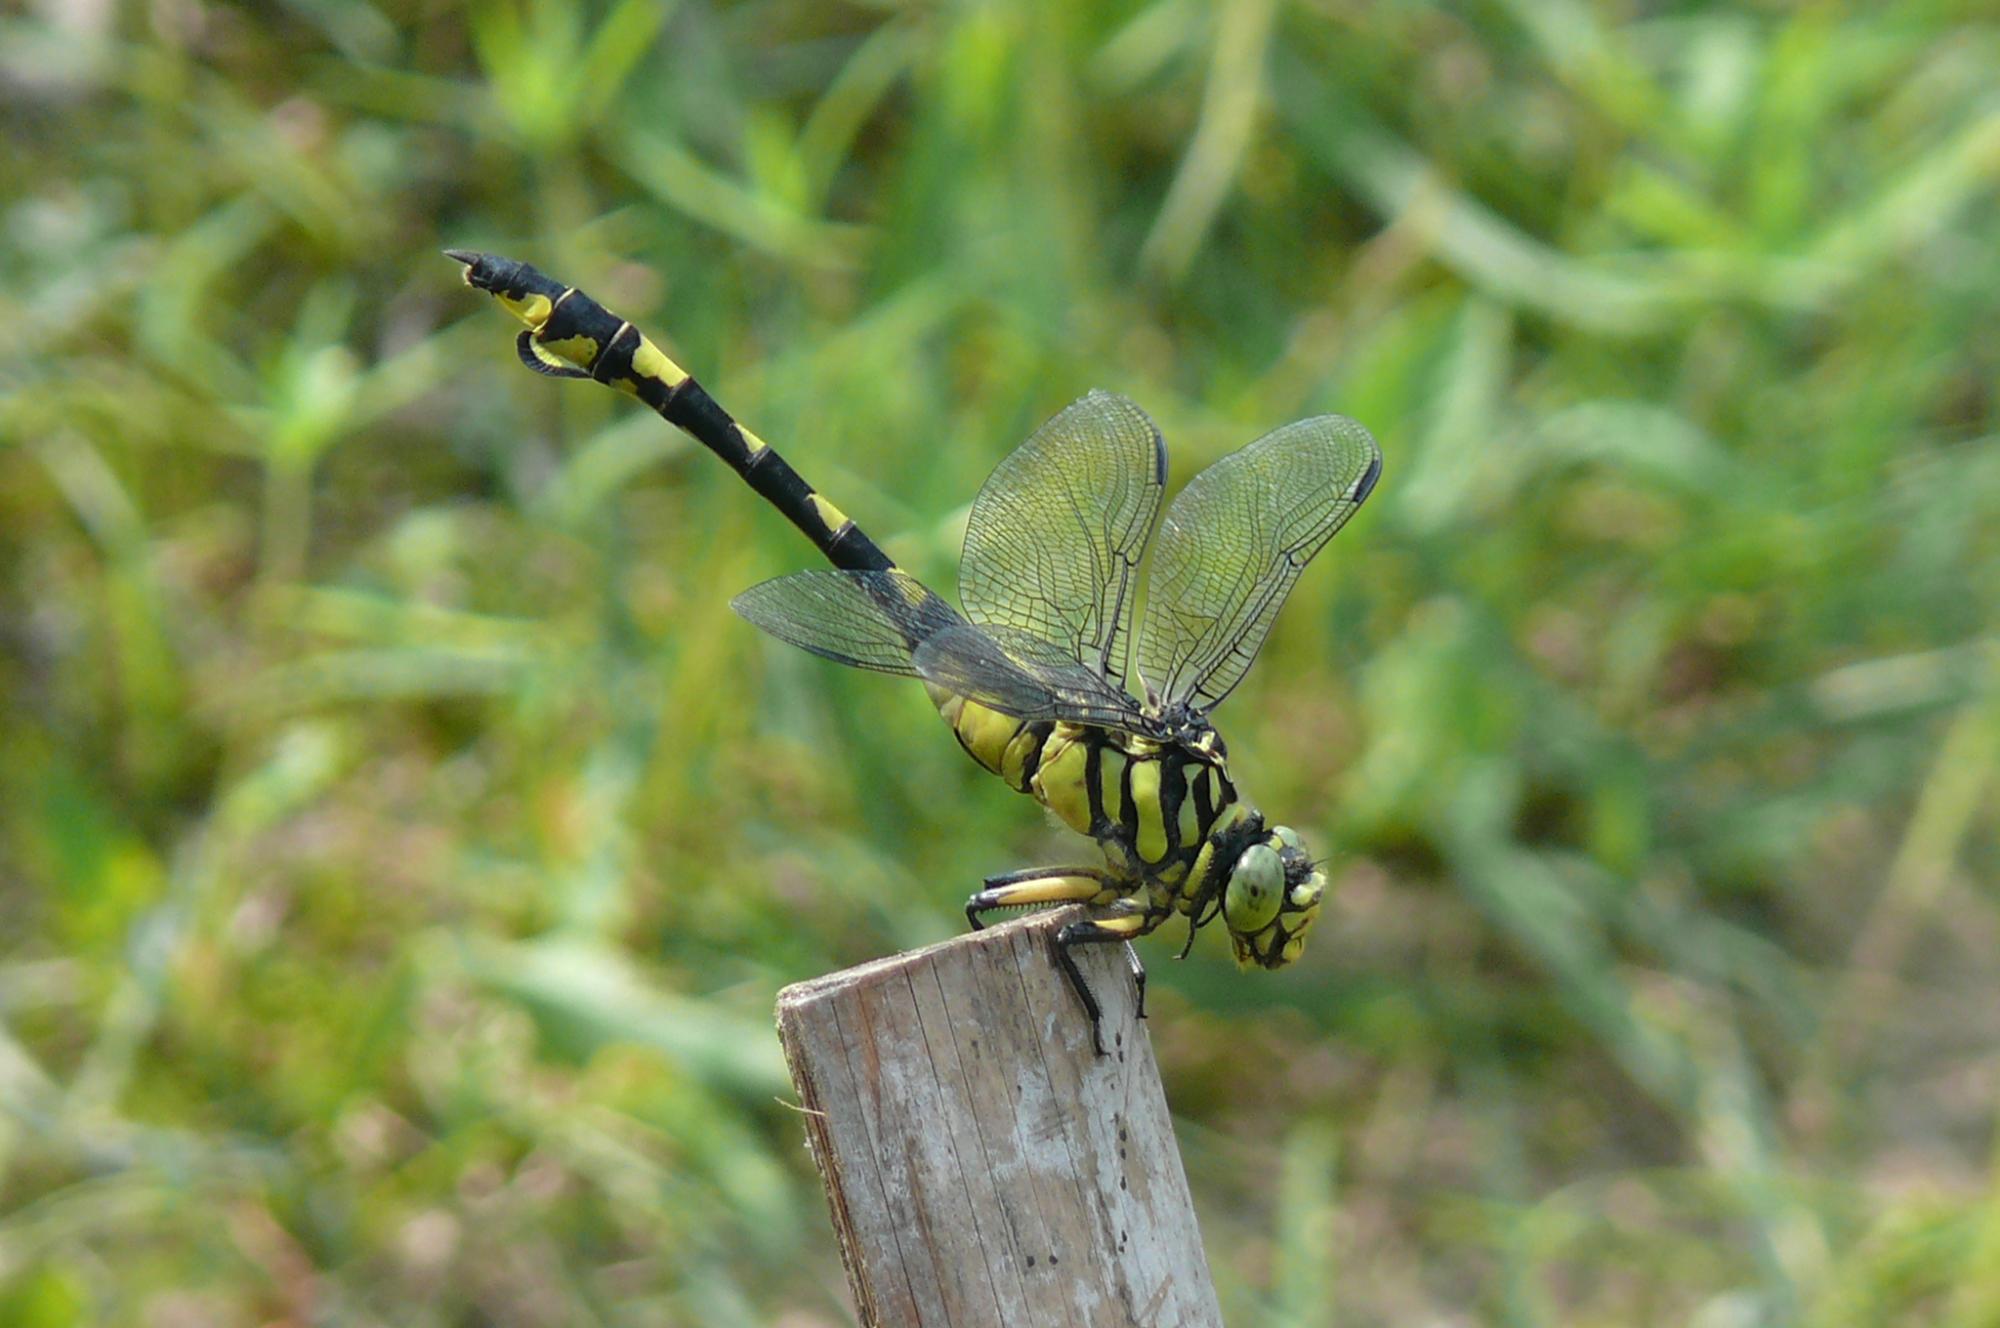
[1175,895,1220,960]
[964,866,1111,930]
[1054,907,1150,1057]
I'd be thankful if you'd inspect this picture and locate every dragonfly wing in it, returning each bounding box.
[730,568,961,675]
[1134,414,1381,715]
[959,390,1166,689]
[914,623,1167,738]
[732,569,1163,737]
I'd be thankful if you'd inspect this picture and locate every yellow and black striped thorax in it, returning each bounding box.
[932,692,1249,911]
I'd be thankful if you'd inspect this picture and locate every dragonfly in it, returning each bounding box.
[448,251,1382,1054]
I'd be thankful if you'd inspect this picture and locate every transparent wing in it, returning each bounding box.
[959,390,1166,689]
[732,568,1165,737]
[914,624,1165,738]
[1134,415,1382,714]
[730,568,958,675]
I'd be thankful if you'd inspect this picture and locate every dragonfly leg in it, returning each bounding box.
[964,866,1114,930]
[1174,894,1220,960]
[1125,942,1148,1020]
[1054,906,1150,1057]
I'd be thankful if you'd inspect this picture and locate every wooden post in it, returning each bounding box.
[775,907,1225,1328]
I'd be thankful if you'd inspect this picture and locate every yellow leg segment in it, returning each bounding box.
[1088,911,1148,937]
[964,867,1113,929]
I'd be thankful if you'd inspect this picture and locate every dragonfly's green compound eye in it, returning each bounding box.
[1227,826,1326,968]
[1224,842,1285,936]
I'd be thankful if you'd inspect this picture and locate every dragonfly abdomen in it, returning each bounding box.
[448,251,893,576]
[927,688,1056,793]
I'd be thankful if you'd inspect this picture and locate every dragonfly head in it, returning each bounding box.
[1222,824,1325,969]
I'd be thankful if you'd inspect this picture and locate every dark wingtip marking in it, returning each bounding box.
[1085,387,1167,484]
[1352,446,1383,506]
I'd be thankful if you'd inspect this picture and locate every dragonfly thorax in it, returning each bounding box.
[925,693,1327,960]
[1025,722,1239,877]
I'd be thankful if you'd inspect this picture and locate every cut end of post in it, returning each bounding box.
[775,907,1223,1327]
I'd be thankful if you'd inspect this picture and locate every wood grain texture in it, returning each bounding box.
[775,907,1223,1328]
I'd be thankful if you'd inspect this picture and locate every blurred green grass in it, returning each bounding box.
[3,1,1997,1323]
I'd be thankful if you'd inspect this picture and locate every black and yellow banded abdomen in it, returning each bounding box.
[449,250,892,577]
[929,688,1052,792]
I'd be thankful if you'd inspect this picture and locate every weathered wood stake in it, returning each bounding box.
[776,907,1224,1328]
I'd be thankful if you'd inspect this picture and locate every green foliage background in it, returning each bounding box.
[4,1,1998,1323]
